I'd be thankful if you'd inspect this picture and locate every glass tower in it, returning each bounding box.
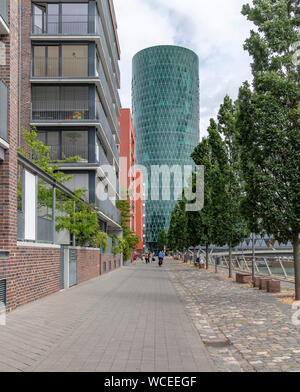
[132,45,199,250]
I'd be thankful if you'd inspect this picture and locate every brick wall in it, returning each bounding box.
[77,248,101,284]
[3,246,61,312]
[101,254,121,275]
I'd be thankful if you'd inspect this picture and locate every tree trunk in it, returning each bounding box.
[193,248,196,266]
[206,244,209,270]
[229,241,233,278]
[293,233,300,301]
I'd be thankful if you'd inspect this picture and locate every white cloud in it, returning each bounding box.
[114,0,253,139]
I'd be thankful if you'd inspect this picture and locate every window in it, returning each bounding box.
[62,4,88,35]
[61,130,88,161]
[62,45,88,77]
[48,46,59,76]
[32,3,46,34]
[33,46,46,76]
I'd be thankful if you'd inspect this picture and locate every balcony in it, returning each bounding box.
[97,198,121,226]
[48,144,89,163]
[0,0,9,34]
[32,100,91,122]
[32,13,93,36]
[0,79,8,150]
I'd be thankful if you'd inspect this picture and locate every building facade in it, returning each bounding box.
[0,0,123,312]
[119,108,143,252]
[132,45,199,250]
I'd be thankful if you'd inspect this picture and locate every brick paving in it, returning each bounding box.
[167,259,300,372]
[0,262,215,372]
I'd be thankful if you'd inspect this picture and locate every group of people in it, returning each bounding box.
[144,251,165,266]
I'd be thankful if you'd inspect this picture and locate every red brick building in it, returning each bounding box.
[119,109,143,253]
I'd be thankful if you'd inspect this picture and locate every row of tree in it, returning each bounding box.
[167,0,300,299]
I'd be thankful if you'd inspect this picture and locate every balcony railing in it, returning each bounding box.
[96,60,119,134]
[32,101,90,122]
[0,80,8,143]
[101,0,120,83]
[0,0,8,26]
[48,144,89,162]
[32,14,92,36]
[96,100,119,161]
[97,198,121,225]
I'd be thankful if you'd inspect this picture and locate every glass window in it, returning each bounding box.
[33,46,46,76]
[61,131,88,161]
[62,45,88,77]
[32,3,46,34]
[47,4,59,34]
[62,4,88,35]
[48,46,59,77]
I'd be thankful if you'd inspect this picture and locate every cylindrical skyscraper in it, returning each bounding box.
[132,45,199,250]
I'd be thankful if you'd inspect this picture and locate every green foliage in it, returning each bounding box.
[238,0,300,296]
[112,235,122,256]
[167,200,188,252]
[116,199,140,260]
[157,230,168,252]
[95,231,109,252]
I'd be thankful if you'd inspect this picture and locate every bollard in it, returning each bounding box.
[254,277,261,288]
[259,278,271,290]
[267,280,281,293]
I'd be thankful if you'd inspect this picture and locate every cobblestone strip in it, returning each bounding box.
[166,260,300,372]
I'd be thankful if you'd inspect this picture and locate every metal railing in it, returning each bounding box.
[97,198,121,225]
[95,98,119,161]
[32,14,92,35]
[48,144,89,162]
[208,254,295,282]
[96,59,119,134]
[101,0,120,83]
[96,14,120,105]
[0,0,8,26]
[32,101,90,121]
[0,80,8,142]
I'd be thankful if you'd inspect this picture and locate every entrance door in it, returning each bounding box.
[69,248,77,287]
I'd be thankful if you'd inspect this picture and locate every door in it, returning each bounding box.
[69,248,77,287]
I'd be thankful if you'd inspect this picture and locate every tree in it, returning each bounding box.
[167,200,188,252]
[157,230,168,252]
[238,0,300,297]
[116,199,139,260]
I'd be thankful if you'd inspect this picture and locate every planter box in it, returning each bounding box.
[236,273,252,284]
[260,278,271,290]
[267,280,281,293]
[254,277,261,288]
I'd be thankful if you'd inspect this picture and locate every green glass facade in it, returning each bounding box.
[132,45,199,250]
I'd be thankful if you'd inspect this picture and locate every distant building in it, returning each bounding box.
[119,109,143,252]
[132,45,200,250]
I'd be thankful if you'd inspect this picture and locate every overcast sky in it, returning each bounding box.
[114,0,254,139]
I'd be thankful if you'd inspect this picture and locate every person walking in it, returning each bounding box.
[133,252,137,263]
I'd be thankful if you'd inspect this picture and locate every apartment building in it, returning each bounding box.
[0,0,123,312]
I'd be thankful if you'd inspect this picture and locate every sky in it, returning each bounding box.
[114,0,254,139]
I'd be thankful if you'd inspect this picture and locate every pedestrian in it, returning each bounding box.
[133,252,137,263]
[158,251,164,267]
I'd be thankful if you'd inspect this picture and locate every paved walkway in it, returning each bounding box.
[168,260,300,372]
[0,260,215,372]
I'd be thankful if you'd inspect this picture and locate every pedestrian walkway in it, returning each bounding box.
[168,259,300,372]
[0,260,215,372]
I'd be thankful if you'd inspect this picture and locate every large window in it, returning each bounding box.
[33,44,88,77]
[37,130,88,162]
[32,3,89,35]
[33,45,59,77]
[62,45,88,77]
[32,85,90,121]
